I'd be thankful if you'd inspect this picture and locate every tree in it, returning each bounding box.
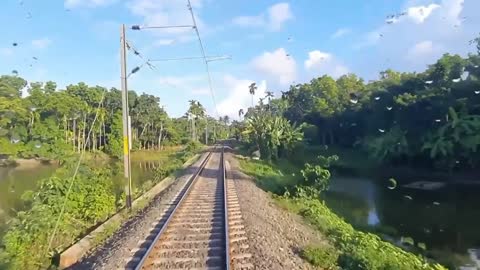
[187,100,205,142]
[249,82,257,107]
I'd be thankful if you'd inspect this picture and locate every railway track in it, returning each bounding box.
[126,146,252,270]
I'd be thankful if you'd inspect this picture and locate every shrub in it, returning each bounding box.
[0,165,117,269]
[184,140,203,153]
[301,245,339,269]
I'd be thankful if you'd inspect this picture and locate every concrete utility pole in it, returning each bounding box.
[120,24,132,209]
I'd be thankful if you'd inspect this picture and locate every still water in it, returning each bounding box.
[324,175,480,269]
[0,160,160,235]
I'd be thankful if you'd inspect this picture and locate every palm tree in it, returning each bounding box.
[223,115,230,125]
[238,108,244,119]
[248,82,257,107]
[265,91,274,102]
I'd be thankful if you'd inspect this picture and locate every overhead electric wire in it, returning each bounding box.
[150,55,230,62]
[44,88,107,259]
[187,0,220,118]
[125,40,157,76]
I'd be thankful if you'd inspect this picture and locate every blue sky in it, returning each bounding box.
[1,0,479,118]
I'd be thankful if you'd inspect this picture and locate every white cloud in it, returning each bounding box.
[31,38,52,49]
[251,48,297,86]
[232,2,293,32]
[127,0,206,42]
[0,48,13,57]
[65,0,116,8]
[267,3,294,31]
[407,3,440,23]
[217,75,267,119]
[331,28,351,39]
[407,40,445,62]
[352,0,479,77]
[305,50,349,78]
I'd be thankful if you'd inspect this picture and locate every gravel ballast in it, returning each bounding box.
[69,153,207,270]
[226,152,328,270]
[69,150,327,270]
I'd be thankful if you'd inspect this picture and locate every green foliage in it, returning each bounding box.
[265,50,480,170]
[106,111,123,158]
[184,140,203,153]
[0,75,232,163]
[361,127,409,161]
[243,112,303,161]
[421,106,480,167]
[298,155,338,195]
[0,165,117,269]
[301,245,339,269]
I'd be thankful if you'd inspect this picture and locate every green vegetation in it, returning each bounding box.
[0,147,199,269]
[230,35,480,269]
[301,245,340,270]
[239,157,447,270]
[232,37,480,174]
[0,165,117,269]
[0,76,232,163]
[0,72,230,269]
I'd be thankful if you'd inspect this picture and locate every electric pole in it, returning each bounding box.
[120,24,132,209]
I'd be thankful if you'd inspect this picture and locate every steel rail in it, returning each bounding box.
[133,148,215,270]
[222,146,231,270]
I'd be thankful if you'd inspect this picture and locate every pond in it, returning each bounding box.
[324,175,480,269]
[0,159,161,236]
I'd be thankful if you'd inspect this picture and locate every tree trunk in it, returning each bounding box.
[80,114,86,152]
[98,122,102,150]
[64,116,68,142]
[140,123,149,138]
[102,122,106,148]
[192,119,196,141]
[93,131,96,151]
[158,123,163,150]
[328,130,334,145]
[73,118,77,152]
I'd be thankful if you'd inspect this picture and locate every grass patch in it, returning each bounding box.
[239,158,300,194]
[301,245,340,270]
[131,146,183,162]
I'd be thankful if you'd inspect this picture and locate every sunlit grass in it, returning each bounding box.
[238,158,300,194]
[131,146,183,161]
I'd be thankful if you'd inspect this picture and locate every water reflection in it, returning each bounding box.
[324,175,480,268]
[367,207,380,226]
[324,176,480,266]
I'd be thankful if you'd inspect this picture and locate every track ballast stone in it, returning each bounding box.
[226,153,329,270]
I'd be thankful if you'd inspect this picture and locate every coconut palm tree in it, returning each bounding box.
[248,82,257,107]
[238,108,244,119]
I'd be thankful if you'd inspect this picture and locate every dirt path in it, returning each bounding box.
[226,152,328,270]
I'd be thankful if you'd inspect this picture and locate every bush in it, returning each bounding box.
[301,245,339,269]
[184,140,203,153]
[295,155,338,197]
[0,165,117,269]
